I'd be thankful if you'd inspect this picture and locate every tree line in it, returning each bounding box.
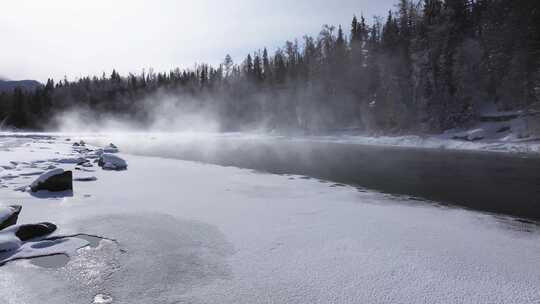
[1,0,539,133]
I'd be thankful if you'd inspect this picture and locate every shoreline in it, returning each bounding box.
[81,133,540,221]
[2,131,540,156]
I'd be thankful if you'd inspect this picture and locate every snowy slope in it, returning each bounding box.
[0,134,539,303]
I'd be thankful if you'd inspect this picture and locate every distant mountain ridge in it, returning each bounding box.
[0,79,42,93]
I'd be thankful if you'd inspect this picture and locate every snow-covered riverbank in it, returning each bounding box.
[1,134,540,303]
[81,129,540,155]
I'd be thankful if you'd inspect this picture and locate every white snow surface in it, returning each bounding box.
[0,133,539,303]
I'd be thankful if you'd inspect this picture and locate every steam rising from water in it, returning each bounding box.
[51,91,220,133]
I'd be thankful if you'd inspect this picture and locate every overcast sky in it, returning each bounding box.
[1,0,396,82]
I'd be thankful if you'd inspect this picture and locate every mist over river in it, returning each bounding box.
[84,133,540,221]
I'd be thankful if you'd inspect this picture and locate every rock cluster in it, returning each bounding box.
[0,205,57,253]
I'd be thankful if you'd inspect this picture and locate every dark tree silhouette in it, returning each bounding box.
[1,0,538,134]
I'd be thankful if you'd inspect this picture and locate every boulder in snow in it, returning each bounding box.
[30,169,73,192]
[0,222,58,253]
[0,205,22,230]
[15,222,57,241]
[102,143,119,153]
[0,230,22,252]
[98,153,127,170]
[72,140,86,148]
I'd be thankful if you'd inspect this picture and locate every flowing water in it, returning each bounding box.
[109,136,540,221]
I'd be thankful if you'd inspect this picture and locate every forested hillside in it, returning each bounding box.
[0,80,42,93]
[1,0,539,133]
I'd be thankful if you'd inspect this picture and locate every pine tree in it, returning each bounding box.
[274,49,286,84]
[351,16,359,43]
[223,54,234,78]
[262,48,272,82]
[0,0,536,133]
[253,52,263,82]
[11,88,28,128]
[244,54,254,81]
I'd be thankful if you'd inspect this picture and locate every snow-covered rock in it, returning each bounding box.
[72,140,86,146]
[0,205,22,230]
[0,229,22,252]
[89,148,104,158]
[98,153,127,170]
[0,221,57,253]
[30,168,73,192]
[0,235,88,265]
[81,162,93,168]
[30,168,64,187]
[15,222,57,241]
[103,143,119,153]
[0,202,88,265]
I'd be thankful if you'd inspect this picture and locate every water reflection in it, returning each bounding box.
[113,136,540,221]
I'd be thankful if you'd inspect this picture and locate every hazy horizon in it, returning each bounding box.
[1,0,395,83]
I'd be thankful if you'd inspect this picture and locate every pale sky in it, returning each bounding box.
[1,0,395,82]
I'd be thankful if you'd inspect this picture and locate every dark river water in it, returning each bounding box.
[113,136,540,221]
